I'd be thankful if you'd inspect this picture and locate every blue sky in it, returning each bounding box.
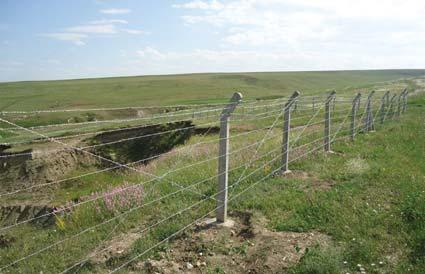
[1,0,425,82]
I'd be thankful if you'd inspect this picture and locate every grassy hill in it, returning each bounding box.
[0,69,424,111]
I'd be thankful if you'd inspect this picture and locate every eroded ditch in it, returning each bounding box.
[0,120,200,228]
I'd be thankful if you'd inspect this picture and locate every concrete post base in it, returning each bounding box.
[281,170,292,176]
[202,218,235,228]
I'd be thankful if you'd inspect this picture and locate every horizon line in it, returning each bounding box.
[1,68,425,84]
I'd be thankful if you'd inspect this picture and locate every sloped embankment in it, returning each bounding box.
[0,121,195,191]
[86,121,194,164]
[0,121,195,227]
[0,147,98,193]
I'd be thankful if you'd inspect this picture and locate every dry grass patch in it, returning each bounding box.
[344,157,369,175]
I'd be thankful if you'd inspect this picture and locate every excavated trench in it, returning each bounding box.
[87,121,195,164]
[0,121,203,228]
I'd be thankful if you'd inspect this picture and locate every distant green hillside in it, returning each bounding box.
[0,69,424,110]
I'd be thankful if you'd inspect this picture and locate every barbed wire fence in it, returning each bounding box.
[0,88,409,273]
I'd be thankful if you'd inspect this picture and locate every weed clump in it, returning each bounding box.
[287,246,341,274]
[344,157,369,175]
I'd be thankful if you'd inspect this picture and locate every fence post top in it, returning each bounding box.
[367,90,375,99]
[383,90,390,97]
[230,92,243,102]
[289,90,300,102]
[221,92,243,116]
[291,90,301,98]
[353,93,361,102]
[326,91,336,101]
[284,91,300,108]
[402,88,408,95]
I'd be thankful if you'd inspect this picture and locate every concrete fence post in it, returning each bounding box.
[397,91,403,117]
[357,94,361,113]
[389,94,397,119]
[380,91,390,124]
[350,93,361,141]
[402,89,408,114]
[281,91,300,175]
[324,91,336,152]
[386,91,390,106]
[216,92,243,223]
[364,91,375,132]
[369,91,376,131]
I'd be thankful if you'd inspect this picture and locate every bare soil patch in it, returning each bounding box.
[115,211,333,274]
[90,232,141,264]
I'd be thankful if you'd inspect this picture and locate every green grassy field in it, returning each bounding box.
[0,71,424,273]
[1,70,424,110]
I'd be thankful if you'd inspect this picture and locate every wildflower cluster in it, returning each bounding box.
[52,182,144,223]
[85,182,144,215]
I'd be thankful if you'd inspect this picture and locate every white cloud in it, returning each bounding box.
[137,47,166,60]
[174,0,425,67]
[66,24,118,34]
[132,43,425,75]
[40,33,88,46]
[42,16,145,45]
[89,19,128,25]
[132,47,346,72]
[173,0,224,10]
[285,0,425,20]
[100,8,131,14]
[122,29,145,35]
[177,3,342,48]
